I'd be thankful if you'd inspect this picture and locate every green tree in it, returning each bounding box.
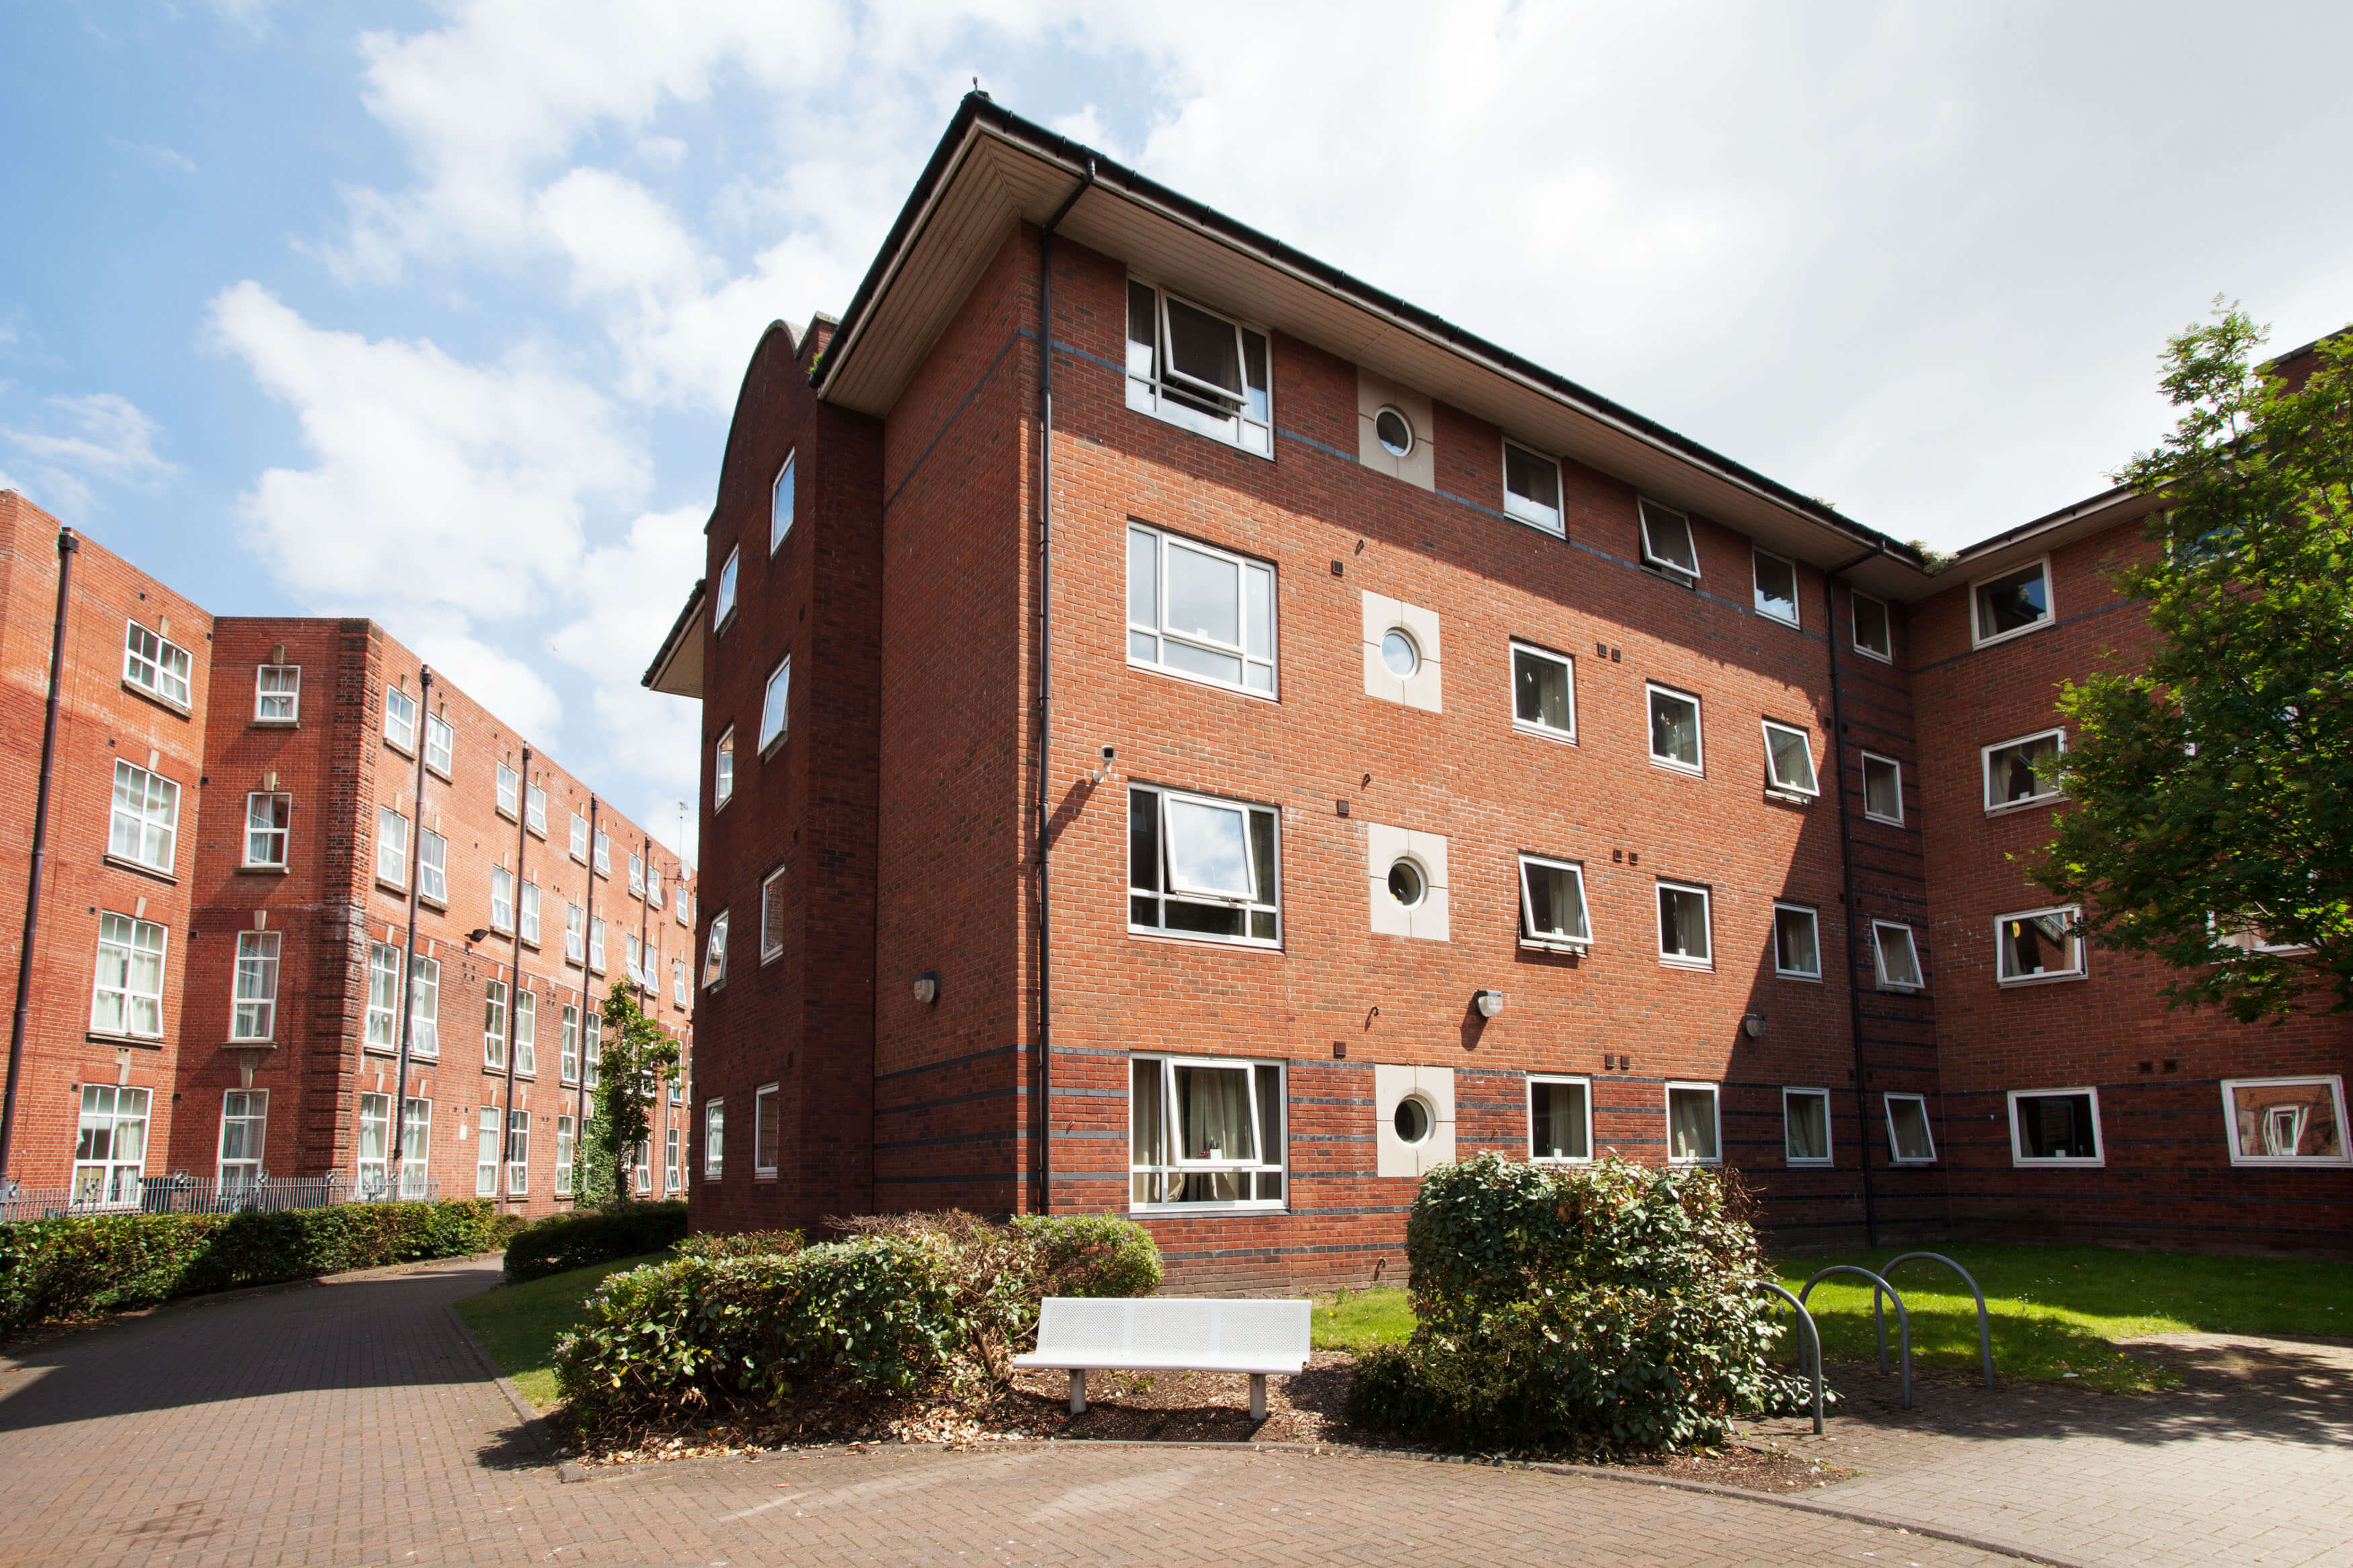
[578,985,680,1210]
[2030,304,2353,1022]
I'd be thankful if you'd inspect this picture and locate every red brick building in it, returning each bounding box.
[0,491,695,1216]
[647,98,2349,1280]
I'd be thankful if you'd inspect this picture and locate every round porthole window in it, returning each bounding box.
[1394,1095,1434,1145]
[1374,406,1414,458]
[1380,628,1420,679]
[1386,857,1427,908]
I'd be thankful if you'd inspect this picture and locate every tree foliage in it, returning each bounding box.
[580,985,680,1209]
[2030,304,2353,1022]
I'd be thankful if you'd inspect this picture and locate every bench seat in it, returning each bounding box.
[1012,1296,1312,1419]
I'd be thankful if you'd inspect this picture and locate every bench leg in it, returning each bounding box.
[1069,1368,1086,1416]
[1249,1373,1267,1421]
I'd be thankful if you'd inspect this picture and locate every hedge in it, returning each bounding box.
[502,1202,690,1284]
[0,1199,522,1333]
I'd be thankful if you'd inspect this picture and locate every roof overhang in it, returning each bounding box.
[643,578,705,699]
[817,95,1927,579]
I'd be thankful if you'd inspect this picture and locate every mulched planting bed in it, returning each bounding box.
[561,1349,1856,1493]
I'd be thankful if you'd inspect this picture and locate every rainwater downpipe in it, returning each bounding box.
[1,528,79,1184]
[389,666,435,1188]
[497,745,532,1208]
[575,797,600,1180]
[1031,157,1095,1215]
[1823,545,1886,1247]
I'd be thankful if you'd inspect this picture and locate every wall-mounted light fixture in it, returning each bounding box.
[912,971,941,1005]
[1089,745,1117,786]
[1742,1013,1767,1039]
[1473,989,1505,1020]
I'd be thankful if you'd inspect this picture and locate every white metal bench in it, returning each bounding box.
[1012,1296,1312,1420]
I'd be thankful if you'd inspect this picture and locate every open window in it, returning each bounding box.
[1502,441,1564,536]
[1783,1087,1833,1166]
[714,546,740,630]
[1851,591,1893,662]
[1885,1094,1937,1163]
[702,910,729,990]
[1983,729,2063,813]
[770,452,796,553]
[124,621,192,708]
[1971,557,2052,646]
[1753,549,1800,625]
[1638,499,1700,581]
[2221,1077,2347,1165]
[1861,752,1903,825]
[1129,1055,1286,1207]
[1761,719,1819,797]
[1647,684,1704,774]
[1128,784,1280,946]
[1127,523,1276,695]
[1528,1075,1591,1162]
[1125,280,1272,456]
[1518,854,1591,951]
[2009,1087,2102,1165]
[1996,905,2085,985]
[1872,921,1923,991]
[1772,903,1821,980]
[759,657,790,753]
[1509,642,1574,739]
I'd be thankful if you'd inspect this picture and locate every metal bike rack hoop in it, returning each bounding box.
[1742,1278,1823,1435]
[1882,1251,1995,1388]
[1799,1264,1913,1409]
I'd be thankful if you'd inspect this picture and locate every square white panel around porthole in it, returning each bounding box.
[1357,369,1435,492]
[1375,1064,1456,1178]
[1361,591,1443,712]
[1365,823,1449,941]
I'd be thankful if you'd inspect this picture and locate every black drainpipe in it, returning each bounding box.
[497,745,532,1207]
[576,796,600,1190]
[1,528,79,1183]
[1823,544,1886,1248]
[1031,157,1095,1216]
[388,666,435,1190]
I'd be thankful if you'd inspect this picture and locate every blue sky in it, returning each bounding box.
[6,2,2350,865]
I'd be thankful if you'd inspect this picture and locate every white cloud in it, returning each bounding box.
[1,391,174,518]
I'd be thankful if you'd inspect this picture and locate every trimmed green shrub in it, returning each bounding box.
[1014,1213,1162,1300]
[673,1229,805,1262]
[503,1202,690,1284]
[1345,1153,1816,1455]
[0,1200,520,1333]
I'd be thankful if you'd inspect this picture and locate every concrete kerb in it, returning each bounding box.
[563,1434,2088,1567]
[441,1299,558,1462]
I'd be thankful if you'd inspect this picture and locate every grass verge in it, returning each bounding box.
[454,1251,671,1408]
[1311,1286,1414,1351]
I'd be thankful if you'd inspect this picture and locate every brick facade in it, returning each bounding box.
[0,493,694,1216]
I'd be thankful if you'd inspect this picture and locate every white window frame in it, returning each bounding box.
[770,451,796,552]
[383,684,417,752]
[715,728,735,809]
[376,806,408,888]
[254,663,301,723]
[73,1083,151,1206]
[366,942,401,1049]
[417,827,448,904]
[1123,277,1273,458]
[564,903,585,965]
[490,865,515,934]
[594,829,610,875]
[506,1108,530,1195]
[1782,1087,1834,1167]
[1508,641,1576,742]
[625,931,644,985]
[1127,1054,1287,1212]
[560,1003,580,1085]
[554,1114,575,1196]
[582,1010,602,1089]
[1125,522,1279,698]
[677,884,692,925]
[1995,904,2087,987]
[1851,591,1894,663]
[2219,1075,2350,1167]
[123,621,192,708]
[1772,901,1822,981]
[243,791,290,870]
[1125,784,1282,949]
[1872,921,1925,991]
[230,930,280,1042]
[1884,1093,1938,1164]
[1752,548,1800,626]
[673,957,688,1006]
[1646,682,1704,775]
[1664,1081,1722,1165]
[647,864,662,908]
[1969,554,2054,649]
[1860,751,1904,825]
[90,911,167,1039]
[1654,878,1713,970]
[496,762,520,820]
[589,916,605,974]
[1501,438,1564,536]
[483,979,508,1069]
[1638,498,1700,581]
[1983,729,2065,815]
[1527,1073,1593,1163]
[358,1092,392,1197]
[407,954,440,1058]
[1760,718,1820,798]
[477,1106,500,1197]
[760,658,791,754]
[761,866,788,963]
[514,989,536,1076]
[703,1098,723,1179]
[754,1082,780,1178]
[399,1097,431,1199]
[1517,853,1591,952]
[525,782,547,837]
[628,852,645,898]
[109,759,180,874]
[703,909,729,989]
[2007,1087,2105,1166]
[520,881,541,946]
[424,712,454,777]
[714,546,740,630]
[218,1089,267,1188]
[569,813,589,863]
[665,1125,681,1192]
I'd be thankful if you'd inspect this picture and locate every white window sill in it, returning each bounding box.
[374,876,407,897]
[1502,499,1565,538]
[1530,1155,1593,1165]
[85,1030,165,1048]
[102,854,177,884]
[1756,610,1801,629]
[1666,1157,1723,1167]
[1853,645,1895,665]
[1129,1202,1289,1216]
[237,864,292,876]
[1125,378,1273,460]
[1126,927,1283,954]
[1985,795,2061,817]
[1863,812,1905,827]
[426,764,452,784]
[1512,722,1577,745]
[384,739,415,760]
[1877,983,1925,994]
[1658,956,1714,973]
[121,680,193,719]
[1998,971,2087,988]
[1970,619,2052,651]
[1774,969,1824,984]
[1648,757,1705,778]
[2011,1155,2105,1168]
[1519,938,1589,955]
[1765,788,1817,807]
[1641,562,1699,588]
[1126,657,1279,703]
[1888,1157,1938,1167]
[2227,1154,2352,1168]
[250,717,301,729]
[1785,1157,1834,1169]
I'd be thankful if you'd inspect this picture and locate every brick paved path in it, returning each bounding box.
[0,1257,2015,1568]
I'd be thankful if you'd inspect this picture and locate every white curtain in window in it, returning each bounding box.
[1669,1088,1718,1160]
[1174,1063,1255,1163]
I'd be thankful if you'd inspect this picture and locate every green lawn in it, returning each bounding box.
[454,1252,671,1408]
[1310,1246,2353,1395]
